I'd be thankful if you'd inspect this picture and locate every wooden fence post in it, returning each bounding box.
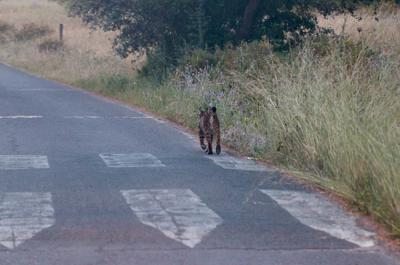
[59,24,64,41]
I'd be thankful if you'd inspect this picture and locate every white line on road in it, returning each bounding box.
[0,116,43,119]
[63,116,154,120]
[0,115,163,120]
[207,154,272,172]
[0,192,55,249]
[113,116,154,119]
[260,189,375,248]
[6,88,67,91]
[121,189,223,248]
[64,115,102,119]
[100,153,166,168]
[0,155,49,170]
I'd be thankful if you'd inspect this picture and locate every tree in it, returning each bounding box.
[63,0,390,59]
[238,0,262,40]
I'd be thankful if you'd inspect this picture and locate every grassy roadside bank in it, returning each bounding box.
[1,0,399,239]
[75,40,400,239]
[0,0,134,82]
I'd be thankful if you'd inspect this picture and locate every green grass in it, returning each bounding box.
[1,0,399,240]
[76,39,400,237]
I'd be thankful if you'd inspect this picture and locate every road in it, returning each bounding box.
[0,63,398,265]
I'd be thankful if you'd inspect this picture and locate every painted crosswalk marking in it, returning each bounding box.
[63,115,166,124]
[0,115,161,120]
[0,116,42,119]
[0,155,49,170]
[0,192,55,249]
[64,115,102,119]
[64,116,154,120]
[121,189,223,248]
[260,189,375,248]
[207,154,270,172]
[6,88,66,91]
[100,153,166,168]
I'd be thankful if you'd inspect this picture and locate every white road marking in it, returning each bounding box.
[0,115,160,120]
[113,116,153,120]
[121,189,223,248]
[63,116,153,120]
[0,192,55,249]
[64,115,102,119]
[0,155,49,170]
[207,154,270,172]
[7,88,65,91]
[260,189,375,248]
[0,116,42,119]
[99,153,166,168]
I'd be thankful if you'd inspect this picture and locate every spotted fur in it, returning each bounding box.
[199,107,221,155]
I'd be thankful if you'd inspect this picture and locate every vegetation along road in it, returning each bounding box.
[0,63,398,264]
[0,0,399,264]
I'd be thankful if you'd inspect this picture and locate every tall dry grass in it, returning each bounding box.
[0,0,399,237]
[79,38,400,235]
[318,3,400,55]
[0,0,135,82]
[226,42,400,233]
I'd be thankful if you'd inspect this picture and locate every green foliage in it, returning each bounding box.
[74,74,133,96]
[180,40,274,73]
[100,74,131,92]
[63,0,390,60]
[138,47,179,82]
[15,23,53,42]
[179,48,219,70]
[72,34,400,237]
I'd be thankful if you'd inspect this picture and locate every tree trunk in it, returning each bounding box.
[238,0,261,40]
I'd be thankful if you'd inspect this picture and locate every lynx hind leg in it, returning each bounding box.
[206,131,213,155]
[209,133,215,155]
[216,144,221,154]
[207,145,213,155]
[206,141,213,155]
[212,111,221,155]
[215,132,221,154]
[199,127,207,150]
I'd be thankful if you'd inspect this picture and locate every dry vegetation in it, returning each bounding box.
[0,0,135,82]
[318,3,400,55]
[78,6,400,236]
[0,0,399,238]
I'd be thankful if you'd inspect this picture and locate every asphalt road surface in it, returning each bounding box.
[0,63,399,265]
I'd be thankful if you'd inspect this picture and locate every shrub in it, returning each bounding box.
[0,21,14,33]
[100,74,131,92]
[38,39,64,53]
[138,48,175,82]
[0,21,16,43]
[179,49,218,70]
[15,23,53,41]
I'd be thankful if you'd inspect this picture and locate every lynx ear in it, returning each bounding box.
[211,106,217,113]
